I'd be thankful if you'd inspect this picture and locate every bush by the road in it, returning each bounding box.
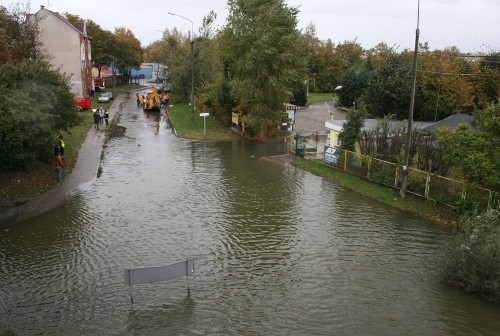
[445,208,500,304]
[0,61,78,170]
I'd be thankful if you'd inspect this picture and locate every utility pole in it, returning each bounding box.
[400,0,420,198]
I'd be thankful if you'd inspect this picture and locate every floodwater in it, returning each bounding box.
[1,98,499,335]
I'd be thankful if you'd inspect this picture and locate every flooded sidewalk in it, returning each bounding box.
[0,94,128,226]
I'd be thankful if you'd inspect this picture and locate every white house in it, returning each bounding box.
[29,5,93,98]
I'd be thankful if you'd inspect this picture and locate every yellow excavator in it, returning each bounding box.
[143,88,161,111]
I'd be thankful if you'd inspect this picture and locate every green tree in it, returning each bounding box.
[168,31,192,102]
[221,0,306,129]
[476,49,500,107]
[338,63,369,109]
[114,27,143,82]
[0,61,78,170]
[437,103,500,190]
[417,47,476,121]
[314,39,337,92]
[202,78,234,125]
[339,104,366,151]
[364,52,413,119]
[445,208,500,304]
[302,23,321,93]
[314,39,363,93]
[151,28,192,101]
[65,15,116,76]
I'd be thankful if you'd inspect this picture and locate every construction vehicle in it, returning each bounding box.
[143,88,161,111]
[93,77,105,92]
[74,97,91,111]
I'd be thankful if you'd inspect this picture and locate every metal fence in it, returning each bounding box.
[322,148,498,210]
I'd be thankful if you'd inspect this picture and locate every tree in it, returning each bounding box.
[314,39,337,92]
[221,0,306,130]
[0,61,78,170]
[445,208,500,304]
[0,3,77,170]
[437,103,500,190]
[476,49,500,108]
[339,104,366,152]
[338,63,369,109]
[149,28,192,101]
[114,27,143,82]
[65,15,116,77]
[314,39,364,93]
[364,52,413,119]
[302,23,321,93]
[0,1,43,63]
[416,47,476,121]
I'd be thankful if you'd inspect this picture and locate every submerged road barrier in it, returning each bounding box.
[124,258,194,303]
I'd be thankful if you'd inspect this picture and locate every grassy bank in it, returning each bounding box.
[306,92,335,105]
[293,158,459,227]
[168,103,239,141]
[0,112,94,202]
[0,84,148,202]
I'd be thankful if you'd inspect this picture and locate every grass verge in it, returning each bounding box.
[306,92,335,105]
[0,112,94,202]
[293,158,459,227]
[168,103,239,141]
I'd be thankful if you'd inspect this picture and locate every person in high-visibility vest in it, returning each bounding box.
[59,135,65,159]
[104,109,109,125]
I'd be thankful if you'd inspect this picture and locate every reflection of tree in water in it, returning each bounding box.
[201,141,298,268]
[127,293,195,333]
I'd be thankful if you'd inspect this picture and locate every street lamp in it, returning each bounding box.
[168,12,195,124]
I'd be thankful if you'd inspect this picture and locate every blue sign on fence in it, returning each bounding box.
[324,146,339,166]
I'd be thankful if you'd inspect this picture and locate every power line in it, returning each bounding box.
[417,70,500,77]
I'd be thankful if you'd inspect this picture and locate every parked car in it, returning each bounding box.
[157,84,171,93]
[97,92,113,103]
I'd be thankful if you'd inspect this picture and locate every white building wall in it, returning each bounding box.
[36,9,84,97]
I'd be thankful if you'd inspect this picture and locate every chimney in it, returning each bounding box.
[41,5,45,9]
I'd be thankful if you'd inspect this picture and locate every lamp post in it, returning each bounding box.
[168,12,195,124]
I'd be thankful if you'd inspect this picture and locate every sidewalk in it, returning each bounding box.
[0,94,127,226]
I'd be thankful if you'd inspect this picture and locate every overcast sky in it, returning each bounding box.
[13,0,500,53]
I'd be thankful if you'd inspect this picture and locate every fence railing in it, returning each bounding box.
[323,148,498,210]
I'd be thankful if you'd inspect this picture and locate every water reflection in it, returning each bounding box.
[127,293,196,335]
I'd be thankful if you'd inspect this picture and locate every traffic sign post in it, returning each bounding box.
[200,112,209,135]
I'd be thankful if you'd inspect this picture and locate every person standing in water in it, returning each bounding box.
[54,146,64,183]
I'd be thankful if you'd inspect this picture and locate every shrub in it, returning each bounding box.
[445,208,500,304]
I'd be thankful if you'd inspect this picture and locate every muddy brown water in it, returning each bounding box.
[1,98,499,335]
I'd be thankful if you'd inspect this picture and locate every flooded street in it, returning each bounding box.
[1,97,499,335]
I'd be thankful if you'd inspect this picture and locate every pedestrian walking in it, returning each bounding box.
[54,146,64,183]
[58,134,65,159]
[99,107,104,124]
[104,109,109,126]
[93,109,100,129]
